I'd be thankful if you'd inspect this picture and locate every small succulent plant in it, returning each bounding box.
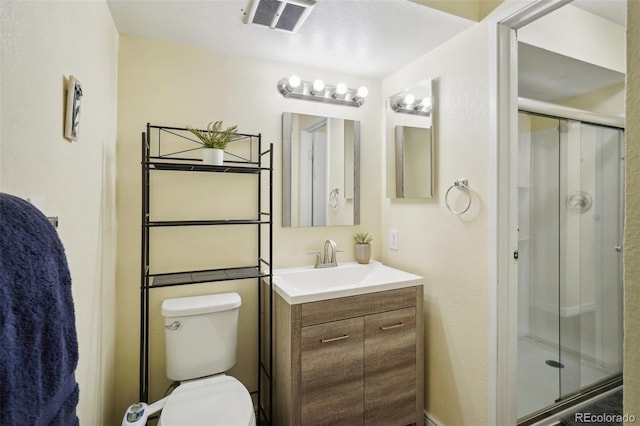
[354,232,373,245]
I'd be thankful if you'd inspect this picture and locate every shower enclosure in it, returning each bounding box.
[516,108,624,420]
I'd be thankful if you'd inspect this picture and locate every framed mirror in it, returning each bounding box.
[394,126,433,198]
[282,112,360,227]
[386,79,434,199]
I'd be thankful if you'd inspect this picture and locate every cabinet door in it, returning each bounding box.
[301,317,364,425]
[364,307,417,426]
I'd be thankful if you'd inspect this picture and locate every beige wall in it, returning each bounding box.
[624,0,640,417]
[115,35,381,415]
[410,0,505,22]
[557,82,625,116]
[112,4,639,421]
[0,0,119,424]
[381,21,491,425]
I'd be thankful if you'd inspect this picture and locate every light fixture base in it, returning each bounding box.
[388,80,433,117]
[277,78,366,107]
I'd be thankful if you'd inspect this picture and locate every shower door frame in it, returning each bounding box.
[493,2,625,425]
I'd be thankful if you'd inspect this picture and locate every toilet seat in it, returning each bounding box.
[159,375,256,426]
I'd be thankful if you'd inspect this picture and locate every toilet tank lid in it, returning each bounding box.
[162,292,241,317]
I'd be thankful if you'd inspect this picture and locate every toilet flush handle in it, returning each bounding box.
[165,321,180,330]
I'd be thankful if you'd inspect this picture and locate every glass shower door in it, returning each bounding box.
[518,113,563,418]
[558,121,624,399]
[517,112,624,420]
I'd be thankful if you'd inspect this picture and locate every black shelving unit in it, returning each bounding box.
[140,124,273,424]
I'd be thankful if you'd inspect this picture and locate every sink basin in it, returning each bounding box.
[272,261,423,304]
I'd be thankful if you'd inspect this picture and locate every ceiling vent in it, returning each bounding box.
[245,0,316,33]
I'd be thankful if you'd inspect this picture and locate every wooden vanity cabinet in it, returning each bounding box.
[273,286,424,426]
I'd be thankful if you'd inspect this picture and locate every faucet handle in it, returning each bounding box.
[335,249,343,265]
[306,251,321,267]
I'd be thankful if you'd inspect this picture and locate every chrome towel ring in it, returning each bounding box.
[328,188,339,209]
[445,179,472,215]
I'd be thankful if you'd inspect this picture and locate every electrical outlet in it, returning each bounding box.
[390,230,399,250]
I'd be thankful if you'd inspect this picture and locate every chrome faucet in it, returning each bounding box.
[308,239,339,268]
[323,239,337,266]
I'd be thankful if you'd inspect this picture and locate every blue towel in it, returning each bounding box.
[0,193,79,425]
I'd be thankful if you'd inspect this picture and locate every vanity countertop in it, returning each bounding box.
[271,260,423,304]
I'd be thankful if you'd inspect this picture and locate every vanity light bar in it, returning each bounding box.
[390,94,432,116]
[278,76,368,107]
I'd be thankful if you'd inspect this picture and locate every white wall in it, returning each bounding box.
[0,1,119,424]
[518,4,625,74]
[518,4,625,118]
[115,35,381,416]
[381,21,492,425]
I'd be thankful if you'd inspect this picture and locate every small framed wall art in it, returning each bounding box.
[64,75,83,141]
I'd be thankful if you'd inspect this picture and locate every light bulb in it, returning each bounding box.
[288,75,301,89]
[335,83,347,96]
[311,79,325,95]
[403,94,415,106]
[357,86,368,98]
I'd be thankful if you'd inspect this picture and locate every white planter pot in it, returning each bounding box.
[202,148,224,166]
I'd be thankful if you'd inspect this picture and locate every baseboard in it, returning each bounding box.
[424,410,444,426]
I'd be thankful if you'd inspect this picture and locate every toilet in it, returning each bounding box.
[158,292,256,426]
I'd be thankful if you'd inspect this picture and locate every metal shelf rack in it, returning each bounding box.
[139,123,273,424]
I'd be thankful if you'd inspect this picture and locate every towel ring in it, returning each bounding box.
[328,188,339,209]
[445,179,472,215]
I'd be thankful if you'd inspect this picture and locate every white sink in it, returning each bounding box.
[272,260,423,304]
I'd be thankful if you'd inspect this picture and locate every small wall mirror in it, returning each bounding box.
[386,79,434,199]
[282,112,360,227]
[394,126,433,198]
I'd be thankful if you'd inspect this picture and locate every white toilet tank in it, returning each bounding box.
[161,292,241,381]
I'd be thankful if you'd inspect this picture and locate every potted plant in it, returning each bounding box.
[187,121,239,165]
[353,232,373,264]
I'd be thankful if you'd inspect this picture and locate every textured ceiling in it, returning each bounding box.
[106,0,474,79]
[107,0,627,100]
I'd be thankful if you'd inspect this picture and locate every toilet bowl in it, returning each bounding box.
[158,375,256,426]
